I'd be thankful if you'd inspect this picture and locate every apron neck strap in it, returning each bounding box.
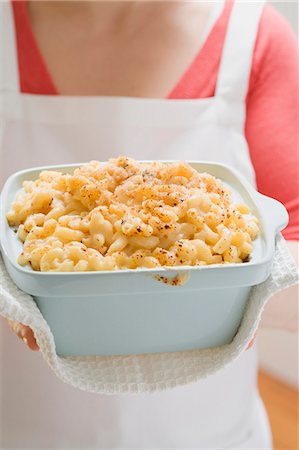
[0,1,20,93]
[215,0,265,103]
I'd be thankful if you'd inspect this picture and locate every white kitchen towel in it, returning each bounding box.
[0,234,297,394]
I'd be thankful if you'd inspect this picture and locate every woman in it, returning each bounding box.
[1,0,298,448]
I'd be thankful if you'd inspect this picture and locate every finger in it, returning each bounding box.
[22,327,39,351]
[7,320,39,351]
[246,331,257,351]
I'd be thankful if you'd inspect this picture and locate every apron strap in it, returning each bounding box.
[215,0,265,103]
[0,1,20,92]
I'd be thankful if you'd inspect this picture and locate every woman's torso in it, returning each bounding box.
[0,1,272,448]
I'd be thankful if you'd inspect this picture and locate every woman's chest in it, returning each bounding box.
[26,3,212,97]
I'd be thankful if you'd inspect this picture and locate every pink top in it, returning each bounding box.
[12,1,299,240]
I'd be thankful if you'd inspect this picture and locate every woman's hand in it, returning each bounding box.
[6,319,39,351]
[246,333,256,350]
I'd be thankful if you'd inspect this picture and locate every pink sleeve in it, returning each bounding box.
[245,5,299,241]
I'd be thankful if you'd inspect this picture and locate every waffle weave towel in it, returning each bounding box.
[0,234,297,394]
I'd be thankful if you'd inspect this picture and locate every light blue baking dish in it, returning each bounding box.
[0,162,288,356]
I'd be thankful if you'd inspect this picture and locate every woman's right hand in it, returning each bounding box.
[6,319,39,351]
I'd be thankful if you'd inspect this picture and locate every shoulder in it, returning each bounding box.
[259,3,296,40]
[249,4,298,87]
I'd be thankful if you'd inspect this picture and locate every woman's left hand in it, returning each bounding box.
[246,332,257,350]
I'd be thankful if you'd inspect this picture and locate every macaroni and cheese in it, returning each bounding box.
[7,157,259,271]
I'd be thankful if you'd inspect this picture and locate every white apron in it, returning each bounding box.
[0,1,273,448]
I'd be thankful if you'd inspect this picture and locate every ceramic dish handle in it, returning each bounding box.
[256,193,289,235]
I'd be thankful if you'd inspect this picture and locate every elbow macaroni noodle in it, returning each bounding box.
[7,157,259,272]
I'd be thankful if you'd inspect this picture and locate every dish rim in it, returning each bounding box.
[0,160,288,277]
